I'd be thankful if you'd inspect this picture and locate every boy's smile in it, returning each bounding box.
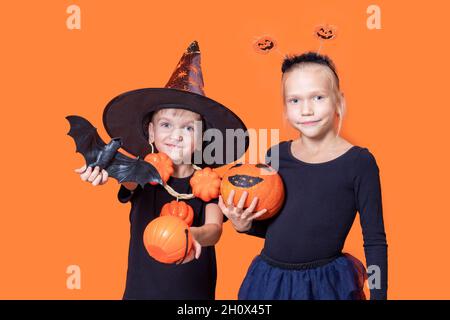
[165,143,183,149]
[148,108,202,165]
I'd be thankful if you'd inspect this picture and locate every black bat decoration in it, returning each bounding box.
[66,115,162,188]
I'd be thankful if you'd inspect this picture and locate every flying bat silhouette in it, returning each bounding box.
[66,115,162,188]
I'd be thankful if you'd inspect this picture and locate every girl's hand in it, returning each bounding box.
[178,238,202,264]
[74,164,109,186]
[218,190,267,232]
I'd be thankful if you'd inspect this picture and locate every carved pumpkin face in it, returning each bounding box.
[220,163,285,220]
[314,24,337,40]
[143,216,192,264]
[160,200,194,226]
[253,36,277,54]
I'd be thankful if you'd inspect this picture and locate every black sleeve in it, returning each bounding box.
[117,184,140,204]
[354,149,388,300]
[238,218,273,238]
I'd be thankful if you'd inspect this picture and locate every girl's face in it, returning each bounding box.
[148,108,202,164]
[283,64,342,139]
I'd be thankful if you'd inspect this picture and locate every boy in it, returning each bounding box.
[75,41,248,299]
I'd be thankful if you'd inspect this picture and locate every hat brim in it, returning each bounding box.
[102,88,249,168]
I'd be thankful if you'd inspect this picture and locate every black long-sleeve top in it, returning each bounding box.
[117,174,219,299]
[244,140,388,300]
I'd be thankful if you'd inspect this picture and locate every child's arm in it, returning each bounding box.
[75,164,140,204]
[355,149,388,300]
[237,217,272,238]
[118,182,139,203]
[218,191,268,236]
[178,203,223,264]
[75,164,137,191]
[190,203,223,247]
[74,164,108,186]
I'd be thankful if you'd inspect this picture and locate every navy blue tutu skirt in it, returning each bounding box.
[238,252,367,300]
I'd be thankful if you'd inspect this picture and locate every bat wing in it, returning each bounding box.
[66,115,162,187]
[107,152,163,188]
[66,115,106,166]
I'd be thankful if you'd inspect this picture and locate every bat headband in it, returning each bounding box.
[102,40,249,168]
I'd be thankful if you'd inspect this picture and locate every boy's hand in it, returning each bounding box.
[74,164,109,186]
[218,190,267,232]
[178,238,201,264]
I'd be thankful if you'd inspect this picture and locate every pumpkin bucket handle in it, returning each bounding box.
[175,229,190,265]
[149,142,155,154]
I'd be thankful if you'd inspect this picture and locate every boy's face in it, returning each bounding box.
[283,64,342,139]
[148,108,202,165]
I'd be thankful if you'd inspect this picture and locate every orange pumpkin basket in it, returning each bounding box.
[220,163,285,220]
[143,215,192,264]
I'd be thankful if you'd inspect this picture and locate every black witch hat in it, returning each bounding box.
[102,41,248,168]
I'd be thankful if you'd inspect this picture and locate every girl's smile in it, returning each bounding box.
[299,119,322,126]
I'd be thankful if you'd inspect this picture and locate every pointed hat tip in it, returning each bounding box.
[187,40,200,53]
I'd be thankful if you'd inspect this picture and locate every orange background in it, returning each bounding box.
[1,0,449,299]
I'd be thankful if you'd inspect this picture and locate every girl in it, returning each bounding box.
[219,52,388,300]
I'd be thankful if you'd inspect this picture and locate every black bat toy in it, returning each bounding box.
[66,115,162,188]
